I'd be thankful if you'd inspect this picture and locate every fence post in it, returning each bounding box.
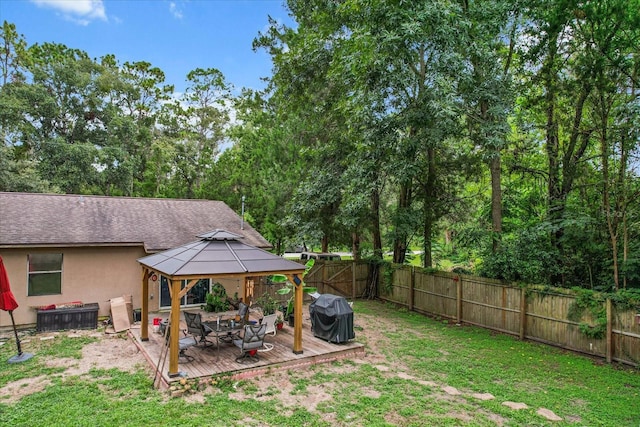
[409,266,415,311]
[322,262,327,294]
[456,276,462,324]
[519,287,527,340]
[606,298,612,363]
[352,261,357,300]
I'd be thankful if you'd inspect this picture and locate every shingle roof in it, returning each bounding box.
[0,192,272,251]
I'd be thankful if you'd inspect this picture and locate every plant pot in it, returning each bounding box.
[276,322,284,330]
[288,313,295,327]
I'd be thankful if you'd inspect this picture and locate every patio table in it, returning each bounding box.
[202,320,243,359]
[203,308,263,323]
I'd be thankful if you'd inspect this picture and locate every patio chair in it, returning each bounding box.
[184,311,214,347]
[237,301,249,325]
[163,322,197,362]
[233,323,267,363]
[258,313,277,352]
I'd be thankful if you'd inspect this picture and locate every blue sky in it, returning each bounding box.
[0,0,294,93]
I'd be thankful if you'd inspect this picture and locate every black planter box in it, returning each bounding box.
[36,303,99,332]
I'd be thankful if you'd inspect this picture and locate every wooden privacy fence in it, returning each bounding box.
[252,260,639,366]
[379,265,640,367]
[252,260,369,305]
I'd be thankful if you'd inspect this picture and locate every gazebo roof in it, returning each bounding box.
[138,229,309,374]
[137,229,304,277]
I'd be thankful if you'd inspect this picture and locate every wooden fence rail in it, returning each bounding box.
[380,265,640,367]
[253,260,639,367]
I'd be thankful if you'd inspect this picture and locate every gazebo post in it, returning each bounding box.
[168,278,181,377]
[290,274,304,354]
[141,267,149,341]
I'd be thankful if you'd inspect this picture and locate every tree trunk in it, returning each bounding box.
[479,97,502,254]
[600,95,619,291]
[392,182,410,264]
[542,31,564,286]
[422,147,437,268]
[423,214,433,268]
[321,235,329,253]
[351,231,360,261]
[370,188,383,260]
[490,153,502,253]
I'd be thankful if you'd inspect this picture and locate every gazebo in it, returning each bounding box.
[137,230,306,377]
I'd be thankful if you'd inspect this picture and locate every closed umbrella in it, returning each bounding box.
[0,256,33,363]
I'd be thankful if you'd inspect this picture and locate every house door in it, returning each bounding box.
[159,276,210,309]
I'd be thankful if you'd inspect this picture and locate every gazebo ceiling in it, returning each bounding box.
[137,230,305,277]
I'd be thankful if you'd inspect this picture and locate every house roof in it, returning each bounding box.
[0,192,272,251]
[138,231,305,277]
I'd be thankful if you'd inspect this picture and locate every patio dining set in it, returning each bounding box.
[168,302,278,364]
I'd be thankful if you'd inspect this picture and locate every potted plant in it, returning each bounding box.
[275,314,284,330]
[273,259,316,327]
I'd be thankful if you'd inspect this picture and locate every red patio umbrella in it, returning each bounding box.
[0,256,33,363]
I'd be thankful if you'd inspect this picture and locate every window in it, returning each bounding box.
[28,253,63,296]
[160,276,210,309]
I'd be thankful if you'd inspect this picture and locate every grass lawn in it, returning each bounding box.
[0,300,638,426]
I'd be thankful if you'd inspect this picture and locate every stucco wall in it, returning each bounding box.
[0,246,148,327]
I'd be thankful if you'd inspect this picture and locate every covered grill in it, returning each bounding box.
[309,294,355,343]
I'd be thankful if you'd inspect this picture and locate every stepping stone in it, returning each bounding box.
[502,401,528,410]
[537,408,562,421]
[442,386,462,395]
[472,393,495,400]
[374,365,389,372]
[397,372,415,380]
[40,336,55,341]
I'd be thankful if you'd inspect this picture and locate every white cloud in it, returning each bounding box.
[169,2,183,19]
[31,0,107,25]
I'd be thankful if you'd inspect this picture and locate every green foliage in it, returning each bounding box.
[381,262,398,295]
[578,317,608,340]
[3,0,640,294]
[571,288,640,339]
[273,259,315,317]
[253,291,279,316]
[610,288,640,311]
[478,225,557,284]
[204,282,229,313]
[567,289,607,339]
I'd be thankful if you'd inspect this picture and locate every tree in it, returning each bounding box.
[519,0,640,287]
[159,68,230,198]
[208,89,307,254]
[254,9,353,252]
[458,0,520,253]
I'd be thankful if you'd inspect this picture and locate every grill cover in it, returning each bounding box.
[309,294,355,343]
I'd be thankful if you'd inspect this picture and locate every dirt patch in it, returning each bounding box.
[0,375,51,404]
[0,329,151,403]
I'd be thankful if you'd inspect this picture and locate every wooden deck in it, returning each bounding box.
[129,311,364,388]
